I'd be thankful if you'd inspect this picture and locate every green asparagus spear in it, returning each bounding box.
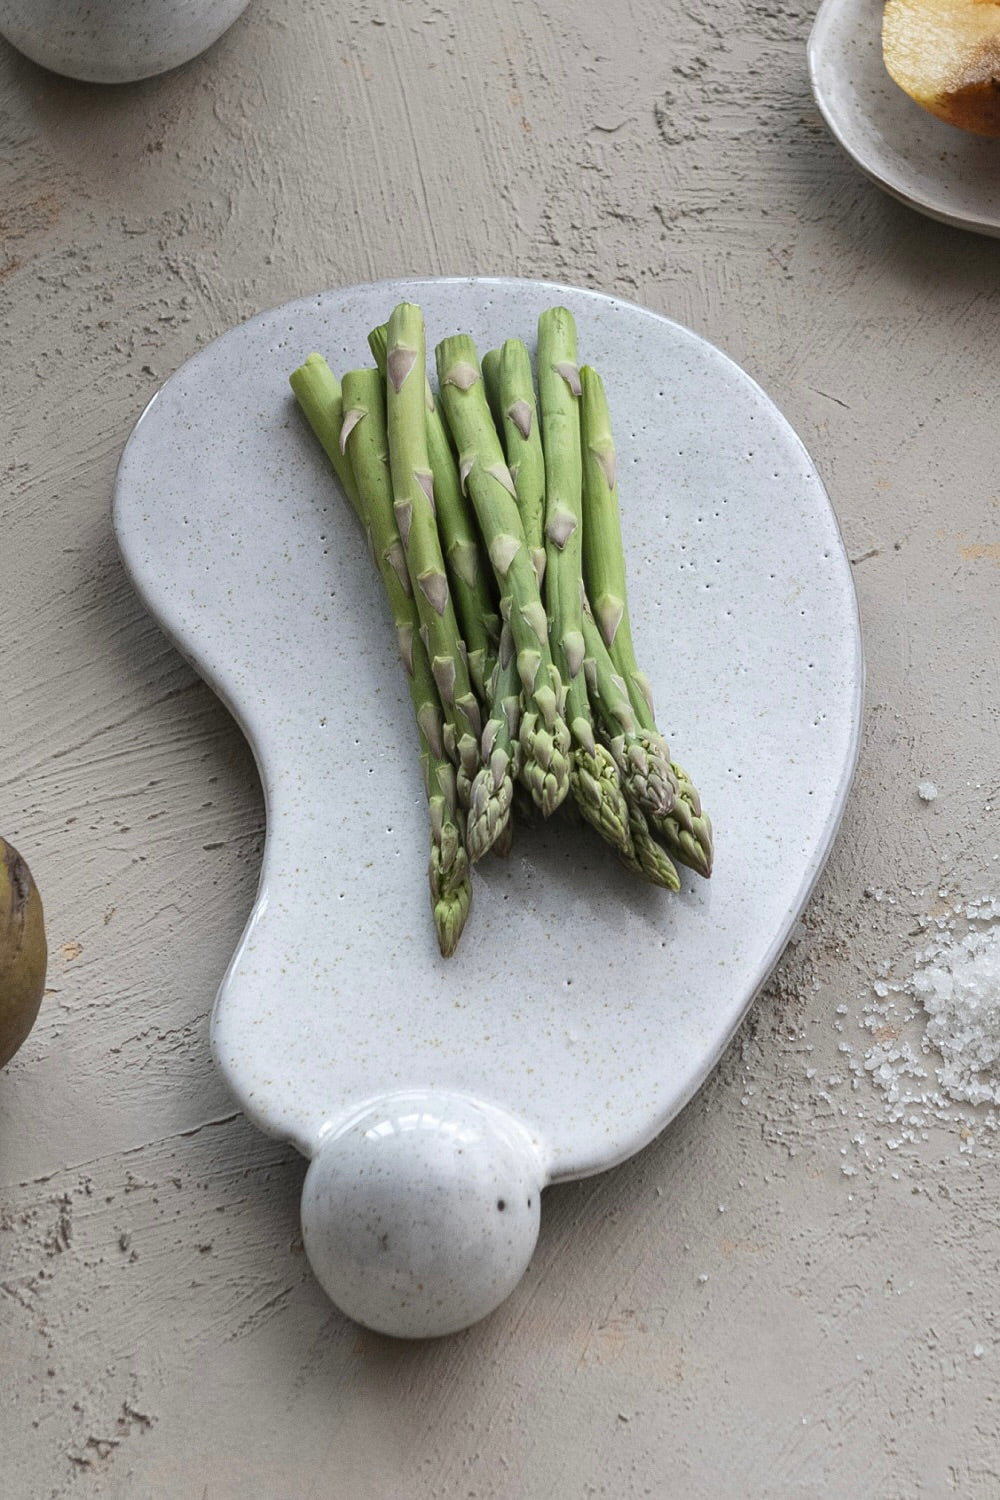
[650,763,713,879]
[370,321,501,702]
[536,307,631,856]
[480,348,505,437]
[384,304,483,806]
[290,356,472,956]
[580,606,678,819]
[576,607,682,888]
[579,364,650,706]
[620,802,682,891]
[341,367,473,953]
[339,370,431,738]
[476,340,549,856]
[579,363,712,877]
[289,354,362,520]
[435,332,572,818]
[485,339,547,590]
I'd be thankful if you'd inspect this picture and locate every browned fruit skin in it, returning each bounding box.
[0,838,47,1068]
[883,0,1000,137]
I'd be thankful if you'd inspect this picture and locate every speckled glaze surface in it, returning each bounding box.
[112,276,863,1336]
[0,0,250,82]
[808,0,1000,237]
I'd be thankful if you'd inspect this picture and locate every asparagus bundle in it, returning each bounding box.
[289,299,712,956]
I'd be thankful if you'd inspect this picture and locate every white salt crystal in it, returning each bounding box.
[918,781,938,802]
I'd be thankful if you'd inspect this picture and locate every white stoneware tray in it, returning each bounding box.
[808,0,1000,236]
[113,276,863,1339]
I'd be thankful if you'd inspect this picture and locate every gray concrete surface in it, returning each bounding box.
[2,1,998,1496]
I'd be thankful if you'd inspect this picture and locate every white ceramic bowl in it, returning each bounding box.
[0,0,250,83]
[808,0,1000,237]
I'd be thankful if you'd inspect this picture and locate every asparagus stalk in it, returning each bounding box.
[435,332,572,818]
[536,307,631,856]
[580,606,678,815]
[289,354,362,520]
[370,321,500,702]
[579,364,650,709]
[290,356,472,956]
[579,363,713,878]
[384,303,483,807]
[476,339,549,855]
[484,339,547,590]
[480,348,505,437]
[341,368,474,954]
[577,607,683,888]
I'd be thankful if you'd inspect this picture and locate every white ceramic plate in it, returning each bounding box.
[808,0,1000,236]
[113,277,863,1336]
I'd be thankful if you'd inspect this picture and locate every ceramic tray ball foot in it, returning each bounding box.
[300,1091,545,1339]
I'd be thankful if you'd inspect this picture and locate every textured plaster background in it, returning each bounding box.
[1,0,998,1495]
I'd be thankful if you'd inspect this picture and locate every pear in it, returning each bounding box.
[0,837,47,1068]
[883,0,1000,137]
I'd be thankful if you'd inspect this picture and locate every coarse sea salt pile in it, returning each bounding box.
[913,916,1000,1107]
[848,896,1000,1154]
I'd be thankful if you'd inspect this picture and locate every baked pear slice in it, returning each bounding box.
[883,0,1000,136]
